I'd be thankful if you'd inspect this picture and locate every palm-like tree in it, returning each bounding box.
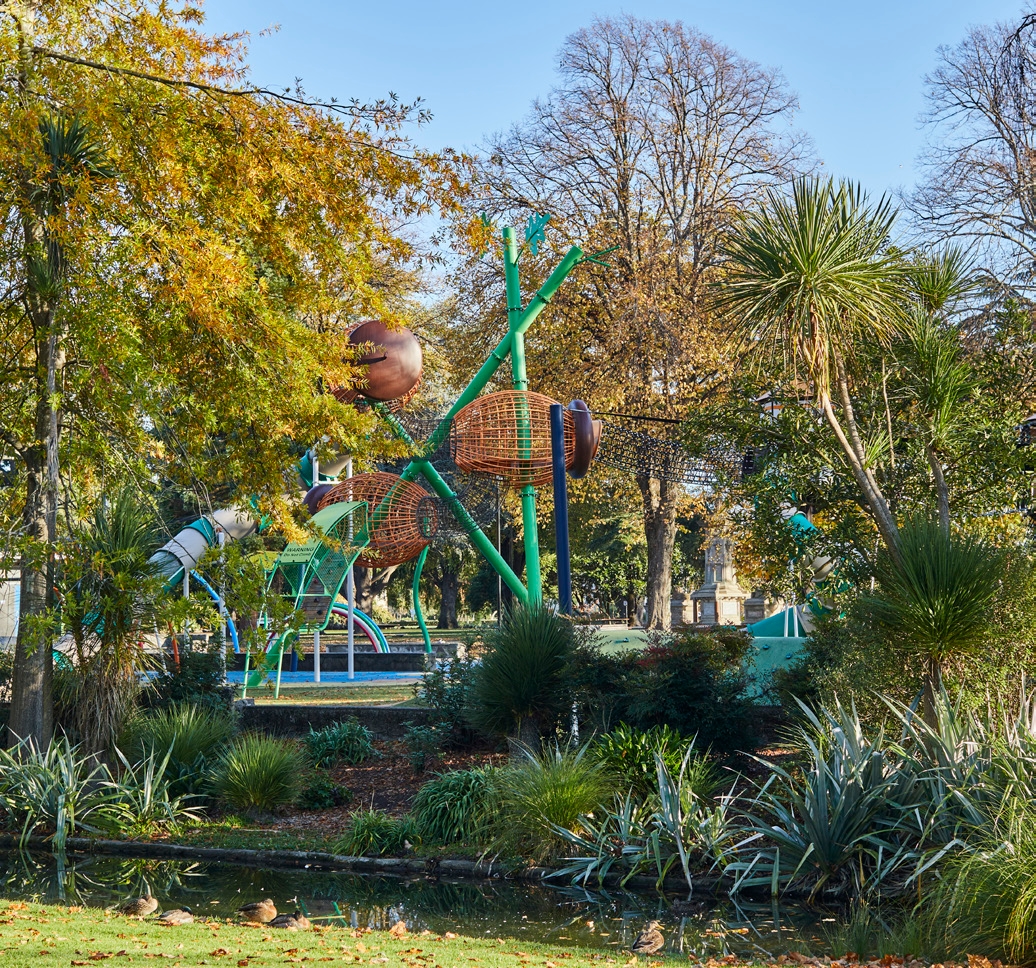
[900,247,981,535]
[467,604,575,747]
[61,488,165,756]
[868,517,1008,726]
[720,178,909,560]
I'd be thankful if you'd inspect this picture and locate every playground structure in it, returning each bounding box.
[148,219,608,694]
[142,218,834,696]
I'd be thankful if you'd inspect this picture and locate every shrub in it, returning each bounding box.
[626,629,757,756]
[142,646,231,712]
[592,724,717,801]
[209,734,301,815]
[411,768,496,844]
[490,744,613,863]
[297,776,353,810]
[568,640,639,734]
[415,654,478,745]
[402,721,444,772]
[336,809,419,857]
[122,703,235,796]
[304,719,377,767]
[467,605,576,744]
[570,628,758,757]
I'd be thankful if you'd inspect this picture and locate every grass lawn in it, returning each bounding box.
[0,900,673,968]
[164,819,340,853]
[250,684,420,706]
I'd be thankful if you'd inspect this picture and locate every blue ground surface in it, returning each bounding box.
[225,670,423,685]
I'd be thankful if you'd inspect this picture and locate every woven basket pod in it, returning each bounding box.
[450,391,575,487]
[317,472,438,567]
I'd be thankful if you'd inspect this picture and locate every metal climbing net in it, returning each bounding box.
[593,421,740,487]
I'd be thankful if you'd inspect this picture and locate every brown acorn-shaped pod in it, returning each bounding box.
[331,320,423,406]
[565,399,601,479]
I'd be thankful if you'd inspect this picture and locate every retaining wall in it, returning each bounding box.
[235,701,431,739]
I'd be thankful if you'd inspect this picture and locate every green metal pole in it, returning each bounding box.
[422,245,584,454]
[412,544,432,653]
[368,240,586,611]
[503,227,542,606]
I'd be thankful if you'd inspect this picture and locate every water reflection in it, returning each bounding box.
[0,851,838,958]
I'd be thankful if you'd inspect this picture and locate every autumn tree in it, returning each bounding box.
[0,0,465,745]
[912,11,1036,288]
[450,15,808,628]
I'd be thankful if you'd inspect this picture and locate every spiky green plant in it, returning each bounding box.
[335,809,419,857]
[552,748,738,891]
[466,604,575,744]
[0,736,118,850]
[0,736,197,850]
[489,744,613,863]
[729,700,915,900]
[122,703,236,797]
[124,703,235,764]
[411,767,496,845]
[209,733,301,815]
[868,518,1010,725]
[304,718,377,767]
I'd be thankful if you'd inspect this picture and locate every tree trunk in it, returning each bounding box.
[926,445,951,536]
[437,570,460,629]
[921,654,944,730]
[8,437,53,748]
[822,368,902,564]
[638,475,679,630]
[351,565,398,616]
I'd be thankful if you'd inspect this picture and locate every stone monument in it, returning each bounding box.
[744,588,783,624]
[689,536,748,626]
[670,586,696,629]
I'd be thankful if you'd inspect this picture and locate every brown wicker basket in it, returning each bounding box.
[318,472,438,567]
[450,391,575,487]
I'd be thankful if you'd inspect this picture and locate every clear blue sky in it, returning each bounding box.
[203,0,1023,196]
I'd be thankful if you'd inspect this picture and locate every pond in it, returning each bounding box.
[0,850,846,959]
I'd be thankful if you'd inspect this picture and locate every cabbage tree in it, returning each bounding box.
[720,178,909,561]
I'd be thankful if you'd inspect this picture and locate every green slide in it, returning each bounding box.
[243,501,370,691]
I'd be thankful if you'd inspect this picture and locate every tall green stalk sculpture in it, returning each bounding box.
[374,220,585,607]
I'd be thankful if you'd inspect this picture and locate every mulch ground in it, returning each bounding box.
[263,739,507,839]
